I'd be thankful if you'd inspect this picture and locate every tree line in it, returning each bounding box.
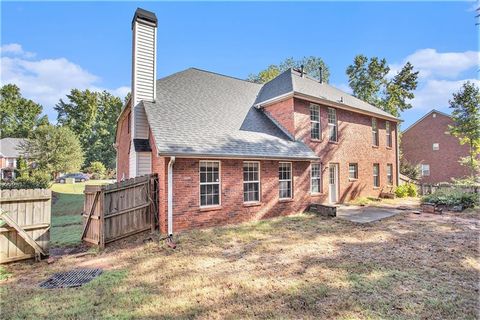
[1,54,478,183]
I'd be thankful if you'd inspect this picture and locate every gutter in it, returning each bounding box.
[167,156,175,237]
[396,126,400,186]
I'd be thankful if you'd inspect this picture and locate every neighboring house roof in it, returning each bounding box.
[402,109,451,134]
[0,138,27,158]
[142,68,319,160]
[255,69,398,121]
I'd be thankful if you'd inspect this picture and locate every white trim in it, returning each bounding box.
[199,160,221,208]
[243,161,261,204]
[310,162,322,194]
[327,107,338,142]
[373,163,380,188]
[279,161,293,200]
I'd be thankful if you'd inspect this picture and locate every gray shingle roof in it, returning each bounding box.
[256,69,398,120]
[0,138,27,158]
[142,68,318,160]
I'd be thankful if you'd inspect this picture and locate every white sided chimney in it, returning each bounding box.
[129,8,157,178]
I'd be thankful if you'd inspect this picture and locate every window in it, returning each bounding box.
[310,163,321,193]
[372,118,379,146]
[328,108,338,142]
[433,143,439,151]
[349,163,358,180]
[373,163,380,188]
[127,111,131,134]
[199,161,220,207]
[279,162,292,199]
[310,104,320,140]
[421,164,430,176]
[387,164,393,185]
[243,162,260,203]
[386,121,392,148]
[6,158,15,168]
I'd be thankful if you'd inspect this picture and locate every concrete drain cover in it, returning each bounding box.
[39,268,103,289]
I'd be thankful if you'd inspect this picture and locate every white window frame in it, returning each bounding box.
[421,164,430,177]
[243,161,261,203]
[310,163,322,194]
[199,160,221,208]
[386,121,392,148]
[6,158,16,168]
[387,163,393,185]
[279,162,293,200]
[328,108,338,142]
[349,163,358,180]
[372,118,379,146]
[373,163,380,188]
[310,104,321,140]
[433,143,439,151]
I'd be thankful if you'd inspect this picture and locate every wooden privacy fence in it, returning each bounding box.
[0,189,51,264]
[82,174,158,248]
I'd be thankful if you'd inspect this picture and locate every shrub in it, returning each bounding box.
[0,171,51,190]
[422,189,479,209]
[395,183,417,198]
[86,161,106,180]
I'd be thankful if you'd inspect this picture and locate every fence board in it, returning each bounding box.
[0,189,51,264]
[82,174,157,248]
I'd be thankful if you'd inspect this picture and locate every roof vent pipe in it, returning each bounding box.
[300,65,305,77]
[319,67,323,84]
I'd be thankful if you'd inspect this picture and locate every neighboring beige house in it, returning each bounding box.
[0,138,27,180]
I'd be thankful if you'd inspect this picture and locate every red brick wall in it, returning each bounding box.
[271,98,398,200]
[263,98,295,136]
[116,105,131,182]
[169,158,311,232]
[401,111,470,183]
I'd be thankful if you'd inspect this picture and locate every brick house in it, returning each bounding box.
[0,138,27,181]
[115,8,400,235]
[401,109,471,184]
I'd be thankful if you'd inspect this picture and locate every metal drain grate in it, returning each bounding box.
[39,268,103,289]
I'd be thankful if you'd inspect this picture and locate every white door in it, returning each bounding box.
[329,164,339,203]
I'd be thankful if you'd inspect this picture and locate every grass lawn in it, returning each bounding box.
[50,180,112,247]
[1,209,479,319]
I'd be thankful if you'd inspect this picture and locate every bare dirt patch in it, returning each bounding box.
[1,208,479,319]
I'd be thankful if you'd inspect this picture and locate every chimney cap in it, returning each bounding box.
[132,8,158,28]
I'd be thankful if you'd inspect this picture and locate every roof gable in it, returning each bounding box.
[402,109,451,134]
[0,138,28,158]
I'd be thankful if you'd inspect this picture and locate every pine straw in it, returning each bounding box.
[1,209,479,319]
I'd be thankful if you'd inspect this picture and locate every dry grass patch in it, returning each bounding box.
[1,210,479,319]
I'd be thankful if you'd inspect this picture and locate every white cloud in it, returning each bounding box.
[410,78,480,111]
[390,48,479,79]
[1,43,35,58]
[0,44,129,121]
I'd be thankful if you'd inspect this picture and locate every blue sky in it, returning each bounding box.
[1,1,479,128]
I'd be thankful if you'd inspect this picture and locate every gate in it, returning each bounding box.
[82,174,158,248]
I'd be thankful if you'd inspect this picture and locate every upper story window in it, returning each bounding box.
[328,108,338,142]
[372,118,379,146]
[310,104,320,140]
[310,163,321,194]
[199,161,221,207]
[387,163,393,185]
[349,163,358,180]
[386,121,392,148]
[6,158,15,168]
[279,162,292,199]
[243,161,260,203]
[433,143,439,151]
[421,164,430,176]
[373,163,380,188]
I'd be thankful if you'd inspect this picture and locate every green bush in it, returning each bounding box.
[86,161,106,180]
[0,170,51,190]
[422,189,479,208]
[395,183,417,198]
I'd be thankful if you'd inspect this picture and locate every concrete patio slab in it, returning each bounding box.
[336,205,404,223]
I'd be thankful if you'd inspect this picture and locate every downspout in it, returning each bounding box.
[167,156,176,240]
[396,125,400,186]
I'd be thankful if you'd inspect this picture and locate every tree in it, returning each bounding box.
[0,84,49,138]
[22,125,84,178]
[248,56,330,84]
[86,161,106,179]
[448,81,480,180]
[16,156,29,178]
[346,55,419,117]
[55,89,123,169]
